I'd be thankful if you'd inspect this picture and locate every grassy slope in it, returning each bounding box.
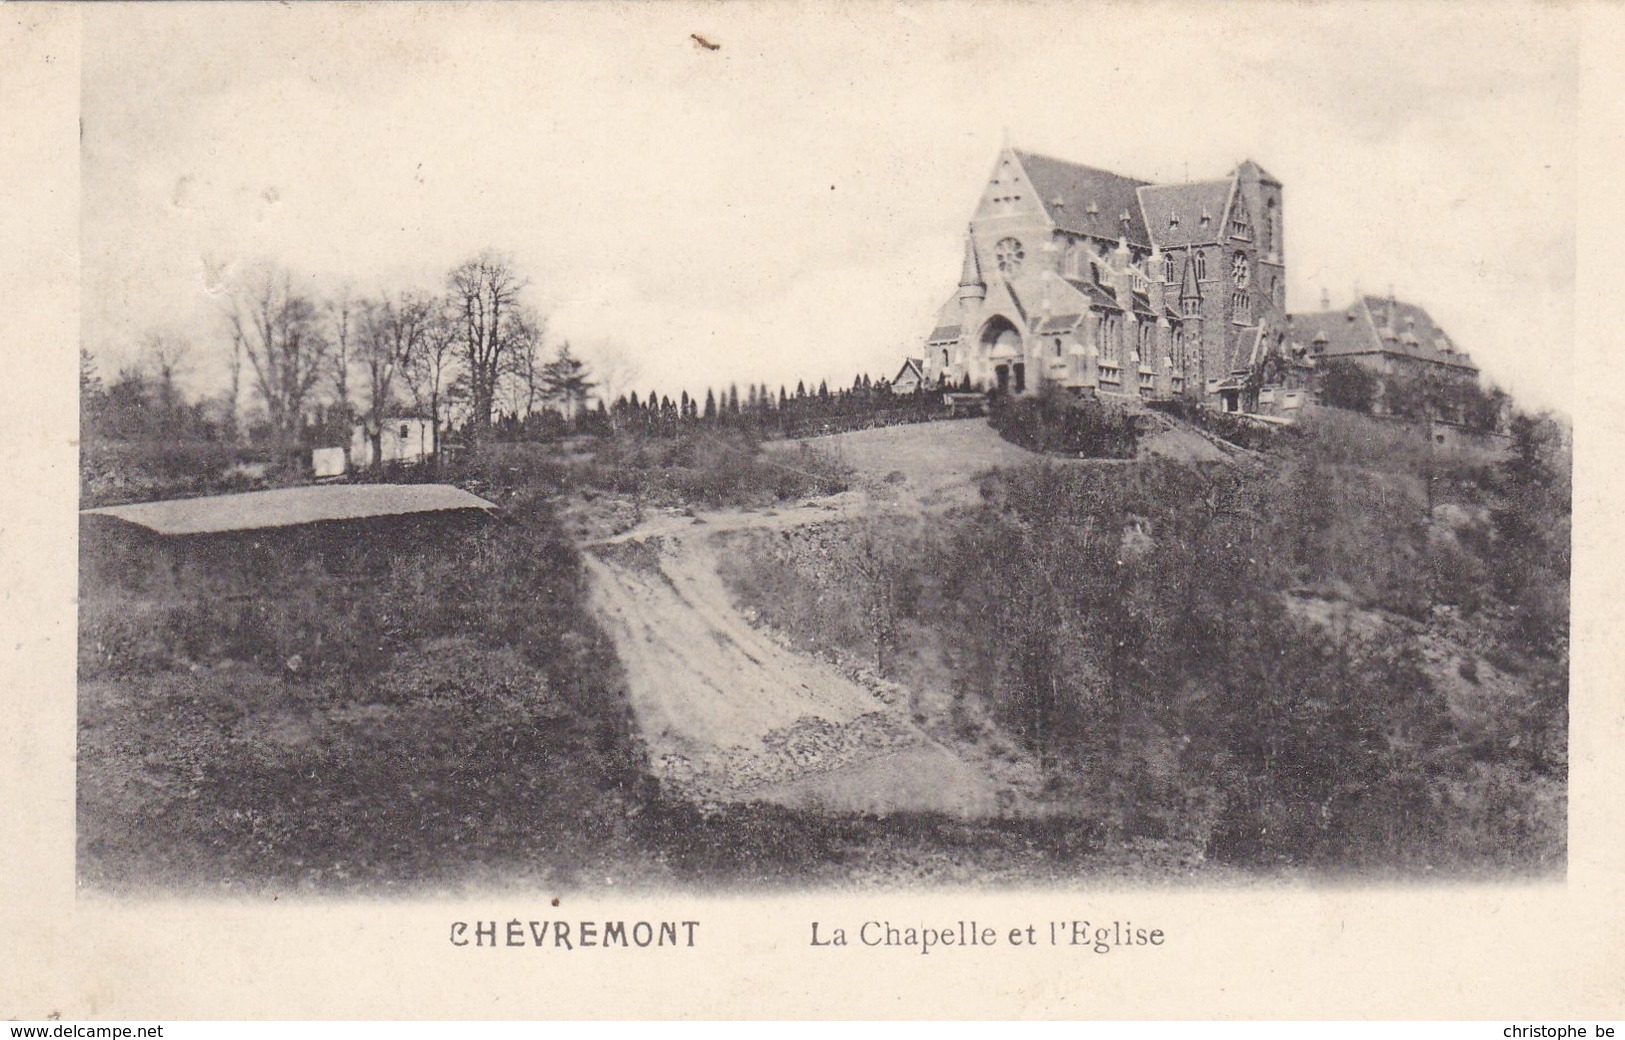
[717,409,1568,875]
[77,496,656,894]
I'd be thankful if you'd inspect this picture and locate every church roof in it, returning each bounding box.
[926,324,963,344]
[1060,276,1123,312]
[1036,313,1084,333]
[1015,150,1152,245]
[1138,181,1234,249]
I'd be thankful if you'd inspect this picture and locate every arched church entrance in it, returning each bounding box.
[979,315,1024,394]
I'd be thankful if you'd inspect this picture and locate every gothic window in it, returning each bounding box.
[1264,198,1279,256]
[1183,297,1200,319]
[994,237,1025,276]
[1231,252,1250,288]
[1164,253,1176,283]
[1195,250,1208,280]
[1231,289,1250,320]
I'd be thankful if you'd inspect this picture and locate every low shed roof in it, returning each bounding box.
[82,483,496,536]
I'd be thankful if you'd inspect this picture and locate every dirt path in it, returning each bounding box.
[586,531,1003,815]
[582,420,1041,816]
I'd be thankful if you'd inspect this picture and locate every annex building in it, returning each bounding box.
[1285,293,1480,419]
[907,147,1477,416]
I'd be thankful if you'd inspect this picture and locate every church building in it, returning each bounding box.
[916,147,1289,411]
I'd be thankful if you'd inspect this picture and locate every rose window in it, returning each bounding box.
[995,237,1024,276]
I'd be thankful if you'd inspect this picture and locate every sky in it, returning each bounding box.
[80,2,1578,414]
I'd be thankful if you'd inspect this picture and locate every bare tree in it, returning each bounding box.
[357,290,433,470]
[225,321,245,442]
[326,287,357,466]
[139,329,192,434]
[229,265,329,455]
[404,303,459,456]
[447,251,528,445]
[585,339,642,411]
[497,305,546,419]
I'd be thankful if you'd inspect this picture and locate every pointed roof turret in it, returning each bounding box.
[959,232,984,287]
[1180,253,1202,301]
[957,232,986,303]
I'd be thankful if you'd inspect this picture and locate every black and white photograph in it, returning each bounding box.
[4,0,1618,1023]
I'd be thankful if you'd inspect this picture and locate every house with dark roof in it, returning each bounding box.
[889,358,926,394]
[1285,294,1480,420]
[916,146,1289,411]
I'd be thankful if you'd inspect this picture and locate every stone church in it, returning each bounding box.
[911,147,1291,411]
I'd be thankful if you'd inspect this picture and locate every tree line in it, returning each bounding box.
[485,371,948,444]
[82,248,945,467]
[81,251,617,468]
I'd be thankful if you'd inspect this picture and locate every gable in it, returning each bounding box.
[980,277,1030,330]
[971,151,1050,224]
[1222,182,1253,242]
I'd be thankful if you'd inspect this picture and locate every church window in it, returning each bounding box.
[942,349,950,367]
[1231,252,1250,288]
[1231,289,1250,321]
[1164,253,1175,283]
[1195,250,1208,280]
[994,237,1025,275]
[1183,297,1200,319]
[1264,197,1279,256]
[1054,338,1063,358]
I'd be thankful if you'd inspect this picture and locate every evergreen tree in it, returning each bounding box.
[540,342,595,419]
[704,388,717,420]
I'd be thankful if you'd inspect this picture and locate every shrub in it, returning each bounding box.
[988,383,1138,458]
[78,491,640,891]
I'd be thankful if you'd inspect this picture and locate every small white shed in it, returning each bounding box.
[352,417,435,469]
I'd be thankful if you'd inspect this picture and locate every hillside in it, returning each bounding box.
[78,406,1568,890]
[710,407,1568,874]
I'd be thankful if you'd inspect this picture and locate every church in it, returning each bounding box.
[909,147,1291,412]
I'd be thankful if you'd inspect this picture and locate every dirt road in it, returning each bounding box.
[583,420,1040,817]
